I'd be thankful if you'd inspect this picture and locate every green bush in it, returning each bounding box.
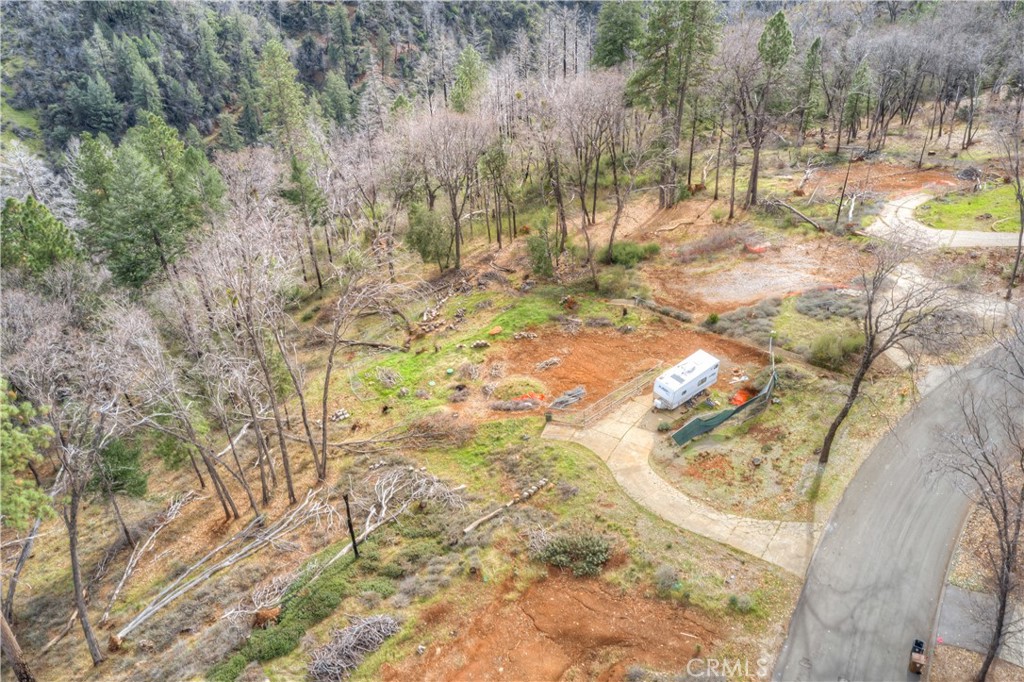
[538,533,611,577]
[599,241,660,268]
[808,332,865,371]
[704,312,719,326]
[527,234,554,277]
[357,577,397,599]
[89,438,148,498]
[207,653,248,682]
[657,421,672,432]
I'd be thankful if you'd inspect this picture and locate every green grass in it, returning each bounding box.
[772,296,860,355]
[916,185,1021,232]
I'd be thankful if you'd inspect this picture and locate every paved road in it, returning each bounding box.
[774,349,1019,682]
[863,193,1023,249]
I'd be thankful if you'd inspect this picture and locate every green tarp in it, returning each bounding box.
[671,371,777,446]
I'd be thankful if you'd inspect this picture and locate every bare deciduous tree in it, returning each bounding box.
[819,237,961,464]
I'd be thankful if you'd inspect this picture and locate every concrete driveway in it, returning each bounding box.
[863,193,1023,249]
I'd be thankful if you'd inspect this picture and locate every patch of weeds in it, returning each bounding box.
[654,564,678,596]
[707,298,782,345]
[597,265,650,299]
[677,227,752,263]
[794,289,865,320]
[808,332,864,371]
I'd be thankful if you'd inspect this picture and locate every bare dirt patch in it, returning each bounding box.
[381,574,717,682]
[804,161,962,199]
[648,237,863,315]
[497,322,766,408]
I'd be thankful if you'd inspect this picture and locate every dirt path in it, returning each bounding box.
[864,193,1023,248]
[542,395,818,576]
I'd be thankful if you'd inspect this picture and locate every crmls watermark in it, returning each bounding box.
[683,656,771,679]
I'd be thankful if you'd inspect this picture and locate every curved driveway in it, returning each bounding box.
[773,348,1020,681]
[863,193,1022,249]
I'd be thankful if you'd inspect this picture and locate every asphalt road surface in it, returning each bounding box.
[774,348,1021,682]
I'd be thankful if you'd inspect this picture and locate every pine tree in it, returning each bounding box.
[257,39,308,155]
[592,0,642,67]
[72,73,123,136]
[74,113,222,287]
[322,70,353,126]
[0,381,54,531]
[450,45,486,113]
[129,59,162,115]
[216,111,243,150]
[0,196,79,276]
[628,0,718,206]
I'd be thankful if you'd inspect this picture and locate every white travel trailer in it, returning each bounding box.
[653,350,720,410]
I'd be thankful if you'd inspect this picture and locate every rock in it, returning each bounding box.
[417,644,426,656]
[488,325,503,335]
[471,340,490,349]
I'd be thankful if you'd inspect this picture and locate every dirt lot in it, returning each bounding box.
[798,161,963,199]
[648,237,864,315]
[496,321,767,407]
[381,574,717,681]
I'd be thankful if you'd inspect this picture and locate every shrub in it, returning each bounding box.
[654,564,678,594]
[657,421,672,432]
[808,332,865,371]
[356,577,396,599]
[727,594,755,614]
[598,265,649,299]
[599,241,660,268]
[537,533,611,576]
[704,312,719,326]
[710,207,727,223]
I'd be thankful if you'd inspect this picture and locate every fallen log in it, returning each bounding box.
[463,478,549,534]
[765,199,824,232]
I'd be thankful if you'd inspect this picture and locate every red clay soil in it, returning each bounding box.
[497,322,766,408]
[802,161,962,198]
[381,574,717,682]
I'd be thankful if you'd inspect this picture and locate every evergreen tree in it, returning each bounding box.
[216,111,243,151]
[593,0,642,67]
[195,16,231,98]
[89,439,148,498]
[0,382,54,531]
[628,0,718,206]
[451,45,486,113]
[0,196,79,276]
[257,39,308,155]
[71,73,123,136]
[129,59,162,116]
[74,113,222,288]
[321,70,353,127]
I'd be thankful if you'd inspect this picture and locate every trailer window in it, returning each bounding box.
[698,377,707,386]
